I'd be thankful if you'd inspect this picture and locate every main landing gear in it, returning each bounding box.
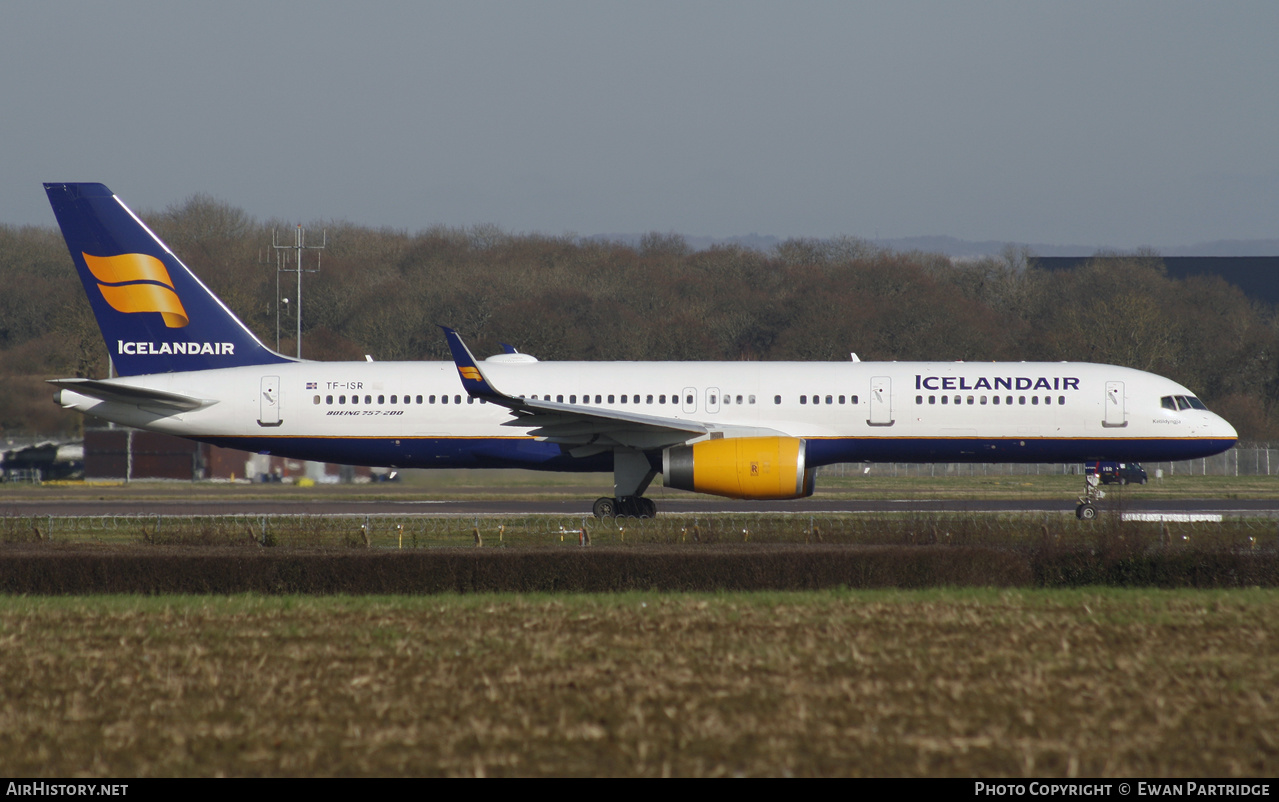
[1075,472,1105,520]
[593,448,659,519]
[593,496,657,519]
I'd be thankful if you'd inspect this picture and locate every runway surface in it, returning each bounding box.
[6,497,1279,518]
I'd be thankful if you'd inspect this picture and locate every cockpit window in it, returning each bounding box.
[1165,395,1209,411]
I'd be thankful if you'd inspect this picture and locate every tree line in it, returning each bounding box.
[1,194,1275,439]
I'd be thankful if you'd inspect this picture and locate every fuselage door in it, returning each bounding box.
[259,375,282,427]
[1103,381,1126,427]
[706,387,721,414]
[868,376,894,426]
[680,387,697,415]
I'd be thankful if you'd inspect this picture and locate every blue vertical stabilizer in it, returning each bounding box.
[44,182,293,376]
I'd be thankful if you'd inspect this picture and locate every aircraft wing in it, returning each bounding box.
[442,327,737,455]
[49,378,215,413]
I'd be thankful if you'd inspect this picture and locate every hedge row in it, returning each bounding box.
[0,544,1274,594]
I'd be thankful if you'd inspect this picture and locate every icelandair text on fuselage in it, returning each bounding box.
[117,340,234,356]
[974,783,1270,797]
[917,375,1080,392]
[7,784,127,796]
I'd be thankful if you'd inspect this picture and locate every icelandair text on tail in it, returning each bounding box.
[118,340,234,356]
[7,784,127,796]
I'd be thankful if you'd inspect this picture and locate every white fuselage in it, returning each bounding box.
[57,357,1238,471]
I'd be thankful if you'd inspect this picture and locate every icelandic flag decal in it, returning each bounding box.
[306,381,317,389]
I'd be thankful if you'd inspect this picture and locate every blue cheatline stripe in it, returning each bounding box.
[191,434,1235,471]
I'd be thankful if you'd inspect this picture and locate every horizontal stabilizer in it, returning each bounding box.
[49,378,214,412]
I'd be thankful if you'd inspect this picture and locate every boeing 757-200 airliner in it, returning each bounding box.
[44,183,1237,518]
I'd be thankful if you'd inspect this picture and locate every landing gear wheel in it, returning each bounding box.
[593,497,618,519]
[595,496,658,519]
[1075,470,1105,520]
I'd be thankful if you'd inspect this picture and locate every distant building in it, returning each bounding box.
[83,427,366,483]
[1035,257,1279,307]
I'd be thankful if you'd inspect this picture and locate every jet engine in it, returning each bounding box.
[662,436,816,500]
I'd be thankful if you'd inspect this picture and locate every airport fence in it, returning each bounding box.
[4,510,1278,553]
[819,443,1278,478]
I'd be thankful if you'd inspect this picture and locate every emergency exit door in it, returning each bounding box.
[1103,381,1126,427]
[258,376,282,427]
[869,376,894,426]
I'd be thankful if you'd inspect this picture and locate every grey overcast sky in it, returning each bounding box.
[2,1,1276,248]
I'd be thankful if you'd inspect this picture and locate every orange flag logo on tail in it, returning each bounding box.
[82,253,189,328]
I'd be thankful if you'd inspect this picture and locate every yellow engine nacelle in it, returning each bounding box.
[662,436,816,500]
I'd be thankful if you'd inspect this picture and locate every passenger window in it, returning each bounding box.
[774,395,781,404]
[850,395,858,405]
[441,395,447,404]
[378,395,385,404]
[570,395,576,404]
[326,395,333,404]
[620,395,627,404]
[339,395,346,404]
[659,395,666,404]
[800,396,807,405]
[647,395,654,404]
[467,397,474,404]
[916,395,923,404]
[1018,396,1025,405]
[992,396,999,405]
[1032,396,1039,405]
[748,395,755,404]
[941,396,948,405]
[838,395,845,404]
[825,395,833,405]
[416,395,423,404]
[557,395,563,403]
[364,395,371,404]
[633,395,639,403]
[454,395,461,404]
[980,396,987,405]
[595,395,602,404]
[608,395,615,404]
[954,396,961,405]
[686,395,693,405]
[313,395,320,405]
[967,396,973,405]
[737,395,743,404]
[1058,396,1065,405]
[929,396,936,405]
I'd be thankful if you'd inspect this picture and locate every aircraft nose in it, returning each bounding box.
[1214,413,1239,444]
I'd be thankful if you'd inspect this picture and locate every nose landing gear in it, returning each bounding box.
[1076,472,1105,519]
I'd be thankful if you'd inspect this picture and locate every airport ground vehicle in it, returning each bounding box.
[1088,461,1149,485]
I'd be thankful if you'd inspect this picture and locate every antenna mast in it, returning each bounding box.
[272,225,325,358]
